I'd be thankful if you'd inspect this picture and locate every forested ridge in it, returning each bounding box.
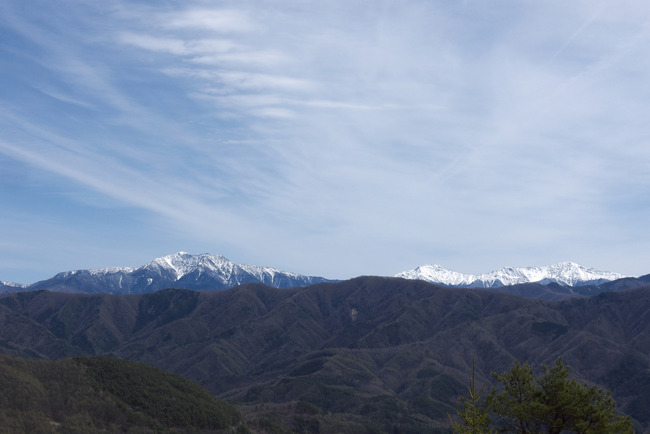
[0,355,242,433]
[0,276,648,432]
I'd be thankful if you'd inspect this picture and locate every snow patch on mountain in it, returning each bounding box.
[1,281,27,288]
[142,252,306,283]
[396,262,627,288]
[89,266,135,276]
[23,252,333,294]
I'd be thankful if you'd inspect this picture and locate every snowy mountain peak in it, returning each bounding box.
[0,281,27,289]
[146,252,230,280]
[21,252,333,295]
[399,265,472,287]
[396,262,627,288]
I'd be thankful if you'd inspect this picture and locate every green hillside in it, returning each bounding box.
[0,355,242,433]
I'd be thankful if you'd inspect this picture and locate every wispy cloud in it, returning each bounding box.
[2,0,650,281]
[118,33,238,56]
[161,9,256,32]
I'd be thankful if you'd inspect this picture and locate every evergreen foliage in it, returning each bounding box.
[77,356,242,430]
[451,359,495,434]
[486,358,633,433]
[0,354,242,433]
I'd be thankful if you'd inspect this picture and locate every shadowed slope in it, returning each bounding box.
[0,354,241,432]
[0,277,648,431]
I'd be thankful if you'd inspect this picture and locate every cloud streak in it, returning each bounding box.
[1,0,650,281]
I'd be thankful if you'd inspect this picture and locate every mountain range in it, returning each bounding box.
[1,253,649,431]
[396,262,626,288]
[0,253,634,299]
[1,252,334,295]
[0,276,648,431]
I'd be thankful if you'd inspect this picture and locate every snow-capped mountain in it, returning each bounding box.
[0,281,28,294]
[25,252,334,295]
[2,255,633,297]
[396,262,626,288]
[1,281,26,287]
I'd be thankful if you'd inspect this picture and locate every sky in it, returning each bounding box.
[1,0,650,284]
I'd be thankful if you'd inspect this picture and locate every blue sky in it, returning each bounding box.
[1,0,650,283]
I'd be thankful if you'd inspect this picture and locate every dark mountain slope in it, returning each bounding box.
[0,354,241,433]
[484,281,585,300]
[594,273,650,292]
[0,277,648,432]
[0,290,140,357]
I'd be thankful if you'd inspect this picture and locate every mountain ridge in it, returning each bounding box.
[396,261,626,288]
[1,253,633,298]
[0,277,649,431]
[4,252,334,295]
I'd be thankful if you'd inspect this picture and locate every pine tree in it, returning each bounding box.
[485,360,539,433]
[486,358,634,433]
[451,358,496,434]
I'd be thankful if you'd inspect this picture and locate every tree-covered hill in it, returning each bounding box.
[0,355,242,433]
